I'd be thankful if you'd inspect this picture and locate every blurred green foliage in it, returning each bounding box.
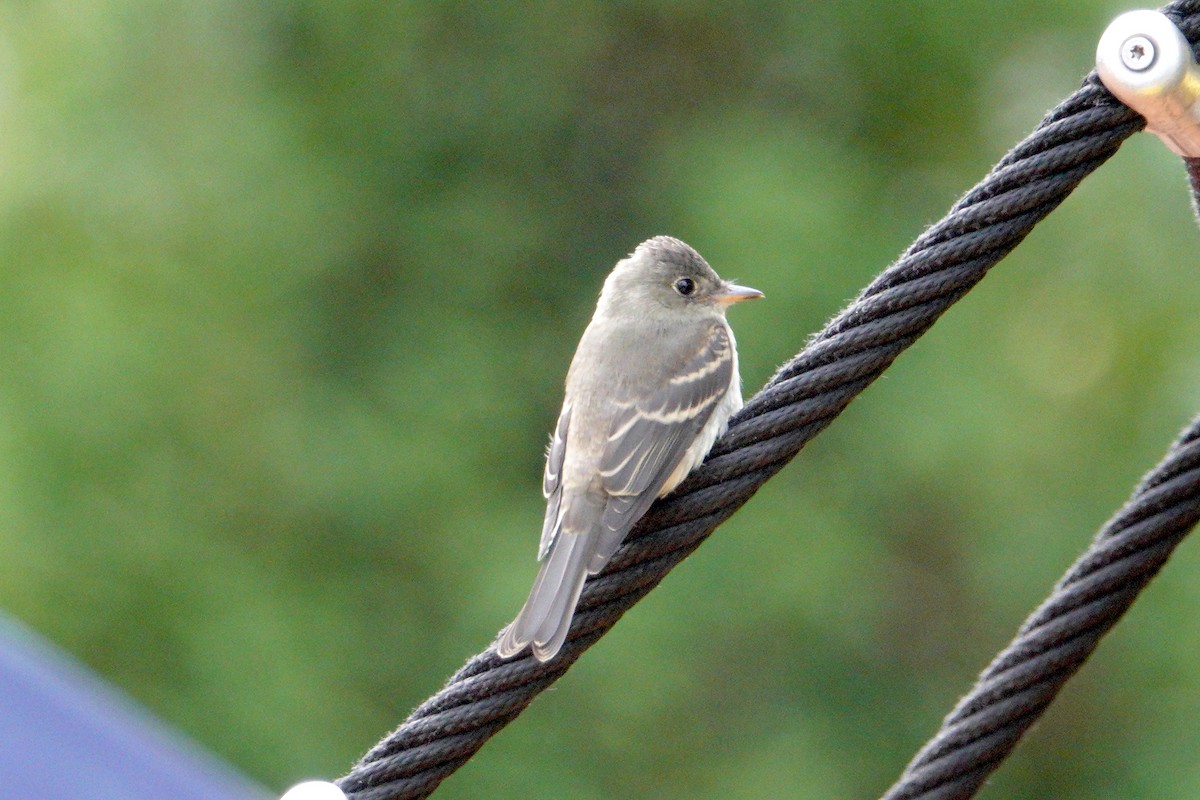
[2,1,1200,797]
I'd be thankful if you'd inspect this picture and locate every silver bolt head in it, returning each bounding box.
[1121,34,1157,70]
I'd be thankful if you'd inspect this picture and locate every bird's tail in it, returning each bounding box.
[496,526,597,662]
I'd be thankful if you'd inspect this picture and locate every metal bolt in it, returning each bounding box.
[1121,34,1156,70]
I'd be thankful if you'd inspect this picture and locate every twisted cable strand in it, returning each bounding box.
[879,423,1200,800]
[338,4,1200,795]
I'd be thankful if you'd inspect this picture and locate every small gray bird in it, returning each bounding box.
[496,236,763,661]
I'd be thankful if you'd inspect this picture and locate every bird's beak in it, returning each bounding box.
[716,282,765,306]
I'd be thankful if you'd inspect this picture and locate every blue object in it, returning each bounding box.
[0,613,270,800]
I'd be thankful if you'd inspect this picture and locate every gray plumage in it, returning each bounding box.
[496,236,762,661]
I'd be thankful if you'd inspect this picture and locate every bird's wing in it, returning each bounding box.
[500,323,735,661]
[538,402,571,561]
[590,322,734,570]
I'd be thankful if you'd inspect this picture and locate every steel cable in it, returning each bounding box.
[879,417,1200,799]
[338,3,1200,797]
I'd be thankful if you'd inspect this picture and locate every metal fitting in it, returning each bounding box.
[1096,10,1200,157]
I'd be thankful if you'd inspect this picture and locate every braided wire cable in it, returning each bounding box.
[879,411,1200,800]
[338,4,1200,797]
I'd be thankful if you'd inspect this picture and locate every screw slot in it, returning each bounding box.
[1121,34,1157,71]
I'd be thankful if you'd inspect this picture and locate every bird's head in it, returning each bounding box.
[598,235,763,318]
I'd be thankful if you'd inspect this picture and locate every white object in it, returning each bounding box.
[1096,10,1200,157]
[280,780,347,800]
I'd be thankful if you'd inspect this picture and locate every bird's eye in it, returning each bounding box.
[674,277,695,296]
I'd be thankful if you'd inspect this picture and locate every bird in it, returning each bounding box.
[496,235,763,662]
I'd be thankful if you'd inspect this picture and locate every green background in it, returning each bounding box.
[3,1,1200,797]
